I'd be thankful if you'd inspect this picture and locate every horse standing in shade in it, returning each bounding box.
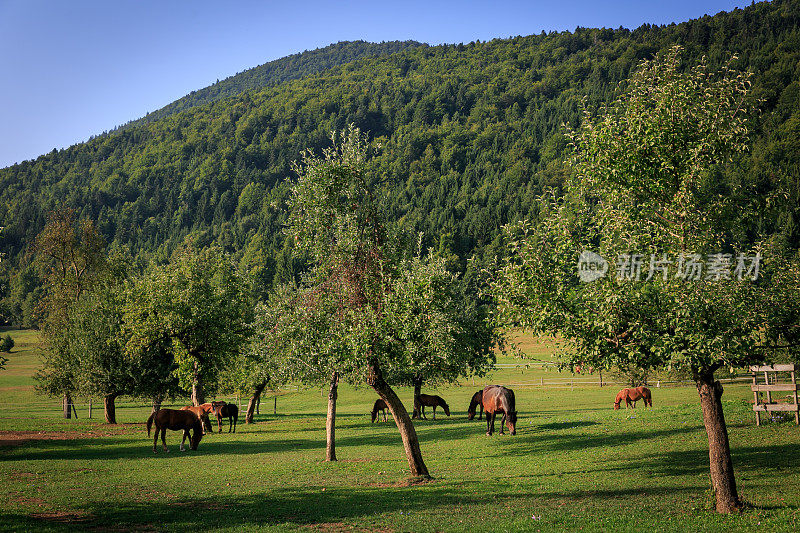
[613,386,653,410]
[146,408,203,452]
[415,394,450,420]
[371,399,389,423]
[211,401,239,433]
[482,385,517,436]
[467,389,484,420]
[180,405,214,434]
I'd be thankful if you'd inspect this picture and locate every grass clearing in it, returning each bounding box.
[1,330,799,531]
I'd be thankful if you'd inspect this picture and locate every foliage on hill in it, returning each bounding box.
[117,40,425,130]
[2,0,800,325]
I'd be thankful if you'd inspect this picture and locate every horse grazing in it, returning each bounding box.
[614,386,653,410]
[180,405,213,434]
[415,394,450,420]
[482,385,517,436]
[146,408,203,452]
[371,399,389,423]
[467,389,484,420]
[211,401,238,433]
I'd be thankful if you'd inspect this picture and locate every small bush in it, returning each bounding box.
[0,334,14,352]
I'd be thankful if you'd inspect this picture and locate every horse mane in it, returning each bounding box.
[506,388,516,412]
[439,396,450,415]
[371,399,384,423]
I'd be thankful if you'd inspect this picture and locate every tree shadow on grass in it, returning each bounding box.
[622,443,800,477]
[3,435,328,462]
[2,480,714,532]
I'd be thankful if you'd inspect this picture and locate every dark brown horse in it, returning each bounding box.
[482,385,517,436]
[415,394,450,420]
[211,401,238,433]
[467,389,484,420]
[146,408,203,452]
[180,405,213,434]
[614,386,652,410]
[371,399,389,423]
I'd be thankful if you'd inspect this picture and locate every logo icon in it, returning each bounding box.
[577,250,608,282]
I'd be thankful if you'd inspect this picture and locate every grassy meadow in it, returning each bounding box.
[1,329,799,532]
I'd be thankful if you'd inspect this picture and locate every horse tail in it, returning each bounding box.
[146,412,155,436]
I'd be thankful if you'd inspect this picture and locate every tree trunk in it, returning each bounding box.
[151,396,163,416]
[103,393,118,424]
[63,393,73,419]
[326,372,339,462]
[412,375,423,419]
[696,371,741,513]
[366,359,430,478]
[191,360,205,406]
[246,381,267,424]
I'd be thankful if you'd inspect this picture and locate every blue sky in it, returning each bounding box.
[0,0,754,168]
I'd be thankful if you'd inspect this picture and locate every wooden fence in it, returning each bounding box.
[751,364,799,425]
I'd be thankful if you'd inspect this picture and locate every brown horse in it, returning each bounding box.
[467,389,484,420]
[180,405,213,434]
[482,385,517,436]
[146,408,203,452]
[415,394,450,420]
[371,399,389,423]
[614,386,653,410]
[211,401,238,433]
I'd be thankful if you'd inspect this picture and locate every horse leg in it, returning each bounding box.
[153,427,159,453]
[432,406,436,420]
[180,430,188,451]
[479,405,483,420]
[486,413,494,436]
[421,405,427,420]
[161,428,169,452]
[499,413,506,435]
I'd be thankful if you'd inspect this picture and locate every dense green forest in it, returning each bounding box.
[2,0,800,325]
[116,40,425,130]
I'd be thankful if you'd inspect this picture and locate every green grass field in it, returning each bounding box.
[1,330,799,532]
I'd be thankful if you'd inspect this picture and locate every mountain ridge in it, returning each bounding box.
[2,0,799,325]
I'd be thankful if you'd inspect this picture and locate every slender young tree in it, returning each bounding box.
[286,126,431,476]
[384,246,496,418]
[66,277,129,423]
[265,281,354,461]
[491,47,795,513]
[33,209,105,418]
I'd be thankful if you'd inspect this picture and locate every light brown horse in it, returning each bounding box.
[467,389,484,420]
[614,386,653,410]
[211,401,238,433]
[482,385,517,436]
[146,408,203,452]
[415,394,450,420]
[371,399,389,423]
[180,405,213,434]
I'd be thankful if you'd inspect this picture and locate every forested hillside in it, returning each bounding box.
[2,0,800,325]
[118,40,425,129]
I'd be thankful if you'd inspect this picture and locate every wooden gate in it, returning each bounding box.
[751,364,799,426]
